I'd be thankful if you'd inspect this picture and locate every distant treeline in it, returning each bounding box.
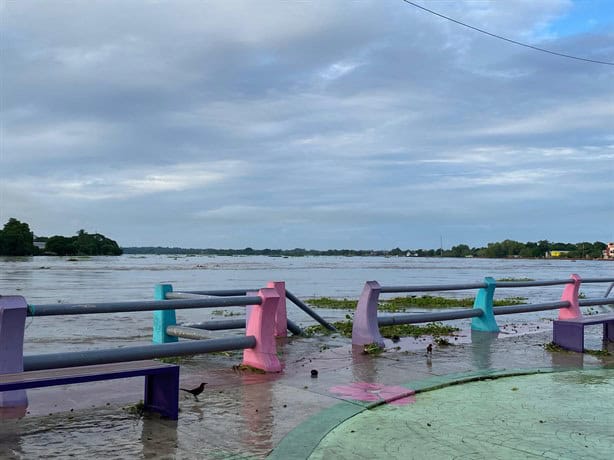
[0,218,122,256]
[122,240,608,259]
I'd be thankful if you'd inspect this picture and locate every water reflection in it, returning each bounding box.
[140,416,178,459]
[0,420,25,458]
[471,330,499,370]
[350,345,377,382]
[239,373,274,454]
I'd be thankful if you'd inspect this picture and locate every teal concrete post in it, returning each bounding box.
[471,277,499,332]
[153,284,178,343]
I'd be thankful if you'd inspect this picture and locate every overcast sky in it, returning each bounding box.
[1,0,613,249]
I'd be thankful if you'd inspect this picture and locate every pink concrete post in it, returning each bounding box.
[352,281,385,347]
[0,296,28,408]
[242,288,282,372]
[267,281,287,338]
[558,274,582,320]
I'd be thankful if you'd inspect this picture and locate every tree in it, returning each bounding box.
[449,244,471,257]
[45,236,76,256]
[0,218,35,256]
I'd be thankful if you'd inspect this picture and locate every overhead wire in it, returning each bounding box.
[402,0,614,66]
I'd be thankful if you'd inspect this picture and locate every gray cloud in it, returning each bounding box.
[1,0,613,248]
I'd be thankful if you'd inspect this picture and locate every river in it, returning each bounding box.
[1,255,612,354]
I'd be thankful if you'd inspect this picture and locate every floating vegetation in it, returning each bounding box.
[304,320,458,339]
[306,297,356,309]
[434,337,452,346]
[211,310,243,317]
[306,295,526,312]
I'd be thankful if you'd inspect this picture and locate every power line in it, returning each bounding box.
[402,0,614,66]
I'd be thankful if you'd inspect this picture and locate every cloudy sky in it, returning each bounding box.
[1,1,613,250]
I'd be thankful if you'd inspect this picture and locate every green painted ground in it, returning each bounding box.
[309,369,614,459]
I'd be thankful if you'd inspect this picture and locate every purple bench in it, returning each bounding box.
[553,313,614,352]
[0,360,180,419]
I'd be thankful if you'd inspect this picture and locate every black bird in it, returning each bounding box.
[180,382,207,400]
[426,343,433,355]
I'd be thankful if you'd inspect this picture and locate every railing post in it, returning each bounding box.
[352,281,385,347]
[153,284,178,343]
[558,274,582,320]
[267,281,287,337]
[0,296,28,408]
[471,277,499,332]
[242,288,282,372]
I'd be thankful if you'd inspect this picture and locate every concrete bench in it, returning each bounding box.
[0,360,180,419]
[553,313,614,352]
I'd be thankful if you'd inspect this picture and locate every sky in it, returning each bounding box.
[1,0,613,250]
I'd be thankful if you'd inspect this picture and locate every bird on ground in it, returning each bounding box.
[180,382,207,400]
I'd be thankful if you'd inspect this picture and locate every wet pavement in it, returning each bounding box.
[1,322,613,459]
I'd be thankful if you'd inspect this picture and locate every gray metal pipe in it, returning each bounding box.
[23,336,257,371]
[493,301,568,315]
[27,296,262,316]
[581,278,614,284]
[285,290,337,332]
[579,298,614,307]
[166,326,212,340]
[377,309,482,326]
[182,289,255,296]
[495,279,573,288]
[380,283,487,293]
[180,318,303,335]
[181,319,247,330]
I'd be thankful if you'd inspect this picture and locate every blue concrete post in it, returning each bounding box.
[0,296,28,408]
[471,277,499,332]
[153,284,177,343]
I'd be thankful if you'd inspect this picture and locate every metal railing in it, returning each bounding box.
[9,286,285,373]
[353,275,614,347]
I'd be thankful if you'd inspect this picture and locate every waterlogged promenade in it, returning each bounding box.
[1,255,613,458]
[2,324,613,459]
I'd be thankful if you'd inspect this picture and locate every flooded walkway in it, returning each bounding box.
[1,325,613,459]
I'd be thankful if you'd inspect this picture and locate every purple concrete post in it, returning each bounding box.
[0,296,28,408]
[242,288,282,372]
[352,281,385,348]
[267,281,287,338]
[558,274,582,320]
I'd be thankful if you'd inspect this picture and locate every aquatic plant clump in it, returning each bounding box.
[306,295,526,312]
[304,320,458,339]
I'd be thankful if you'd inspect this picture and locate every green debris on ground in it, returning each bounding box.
[157,355,196,364]
[123,400,145,417]
[363,343,384,355]
[543,342,568,352]
[304,320,458,339]
[306,295,526,312]
[585,349,612,357]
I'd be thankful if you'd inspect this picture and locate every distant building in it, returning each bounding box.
[603,243,614,259]
[548,250,569,258]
